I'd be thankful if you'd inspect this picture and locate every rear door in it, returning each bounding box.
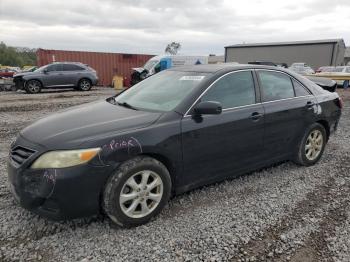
[180,70,265,188]
[62,64,85,86]
[256,70,317,160]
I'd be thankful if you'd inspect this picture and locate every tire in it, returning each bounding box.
[78,78,92,91]
[25,80,42,94]
[293,123,327,166]
[103,156,172,227]
[343,80,349,89]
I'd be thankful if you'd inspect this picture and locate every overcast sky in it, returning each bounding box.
[0,0,349,55]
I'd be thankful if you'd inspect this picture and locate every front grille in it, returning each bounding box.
[10,146,36,166]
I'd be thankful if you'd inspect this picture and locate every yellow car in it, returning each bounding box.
[314,66,350,88]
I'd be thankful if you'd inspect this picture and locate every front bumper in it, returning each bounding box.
[92,77,99,86]
[7,138,115,220]
[13,77,25,90]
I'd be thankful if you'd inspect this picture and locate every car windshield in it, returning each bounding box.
[113,71,210,112]
[34,65,47,72]
[321,67,334,72]
[143,60,159,71]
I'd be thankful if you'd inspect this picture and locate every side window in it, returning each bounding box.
[293,79,310,96]
[63,64,85,71]
[46,64,58,72]
[201,71,256,109]
[346,67,350,73]
[258,71,294,102]
[46,64,63,72]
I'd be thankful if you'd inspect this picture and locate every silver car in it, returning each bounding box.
[13,62,98,94]
[289,63,315,75]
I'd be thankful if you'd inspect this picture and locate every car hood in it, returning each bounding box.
[14,71,39,78]
[20,100,162,149]
[132,67,147,73]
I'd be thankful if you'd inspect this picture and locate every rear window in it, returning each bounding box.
[258,71,295,102]
[293,79,310,96]
[63,64,85,71]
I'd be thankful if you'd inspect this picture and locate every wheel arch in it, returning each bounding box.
[316,119,330,141]
[78,77,92,86]
[24,78,44,87]
[138,153,176,191]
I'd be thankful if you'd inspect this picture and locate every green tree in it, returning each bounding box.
[0,42,36,67]
[165,42,181,55]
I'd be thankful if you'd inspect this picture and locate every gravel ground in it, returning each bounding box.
[0,87,349,262]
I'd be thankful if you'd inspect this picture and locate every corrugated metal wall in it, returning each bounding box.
[225,41,346,69]
[36,49,154,86]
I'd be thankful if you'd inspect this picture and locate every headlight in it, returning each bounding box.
[31,148,101,169]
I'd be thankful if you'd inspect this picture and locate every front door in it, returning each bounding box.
[41,64,65,87]
[180,70,265,188]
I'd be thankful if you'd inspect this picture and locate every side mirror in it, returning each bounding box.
[193,101,222,115]
[43,69,48,74]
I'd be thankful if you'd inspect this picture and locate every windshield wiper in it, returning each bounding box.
[117,101,138,110]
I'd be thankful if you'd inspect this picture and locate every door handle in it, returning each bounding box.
[250,112,263,121]
[306,101,315,109]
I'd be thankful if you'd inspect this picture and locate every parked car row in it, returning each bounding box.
[314,66,350,88]
[246,61,337,92]
[0,68,19,78]
[13,62,99,93]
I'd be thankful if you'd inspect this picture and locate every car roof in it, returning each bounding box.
[52,61,85,65]
[168,64,280,73]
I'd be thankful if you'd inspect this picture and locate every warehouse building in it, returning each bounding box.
[344,47,350,65]
[37,49,154,86]
[225,39,346,69]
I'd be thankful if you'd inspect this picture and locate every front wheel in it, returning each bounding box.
[103,156,171,227]
[25,80,42,94]
[293,123,327,166]
[343,80,349,89]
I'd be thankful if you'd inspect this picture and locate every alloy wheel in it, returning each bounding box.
[119,170,163,219]
[305,129,323,161]
[80,80,91,90]
[27,81,41,93]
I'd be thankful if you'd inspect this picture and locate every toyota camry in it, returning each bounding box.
[8,64,342,227]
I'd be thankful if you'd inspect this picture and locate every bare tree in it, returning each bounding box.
[165,42,181,55]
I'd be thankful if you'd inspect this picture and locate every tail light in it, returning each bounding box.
[336,97,343,109]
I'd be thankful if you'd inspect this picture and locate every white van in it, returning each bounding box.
[131,55,208,85]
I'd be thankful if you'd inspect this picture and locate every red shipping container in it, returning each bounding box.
[36,49,154,87]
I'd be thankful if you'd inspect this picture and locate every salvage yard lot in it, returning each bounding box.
[0,88,349,261]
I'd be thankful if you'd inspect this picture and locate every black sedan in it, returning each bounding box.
[8,64,342,227]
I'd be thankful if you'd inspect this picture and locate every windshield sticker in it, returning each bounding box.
[179,76,205,81]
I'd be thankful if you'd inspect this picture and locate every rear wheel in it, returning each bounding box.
[25,80,42,94]
[78,79,92,91]
[293,123,327,166]
[343,80,349,89]
[103,156,171,227]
